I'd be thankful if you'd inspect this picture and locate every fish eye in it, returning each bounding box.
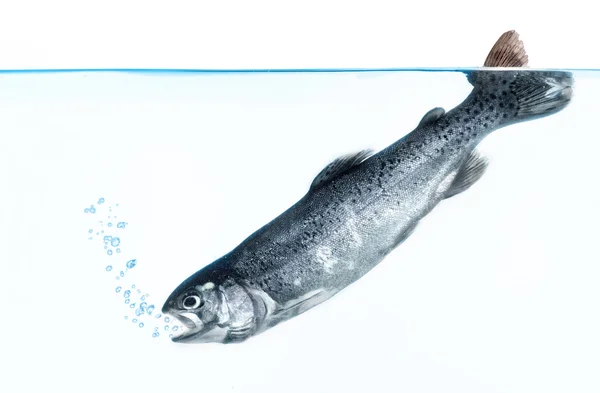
[182,294,202,310]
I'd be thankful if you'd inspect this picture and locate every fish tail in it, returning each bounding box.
[467,30,573,124]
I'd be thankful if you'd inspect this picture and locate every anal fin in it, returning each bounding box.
[445,150,489,199]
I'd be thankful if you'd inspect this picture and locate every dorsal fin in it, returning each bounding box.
[484,30,529,67]
[310,150,375,191]
[417,107,445,127]
[445,150,488,199]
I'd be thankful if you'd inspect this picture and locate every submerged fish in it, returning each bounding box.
[162,31,573,343]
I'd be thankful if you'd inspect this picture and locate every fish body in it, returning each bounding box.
[162,31,573,343]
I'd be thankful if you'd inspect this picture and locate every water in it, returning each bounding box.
[2,69,600,393]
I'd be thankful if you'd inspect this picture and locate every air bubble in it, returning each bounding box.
[111,237,120,247]
[133,318,138,323]
[115,286,122,293]
[139,323,144,328]
[107,250,113,256]
[140,302,148,312]
[116,248,121,253]
[125,299,130,304]
[152,332,160,338]
[164,325,170,331]
[147,305,155,315]
[103,236,112,242]
[124,290,131,298]
[98,198,105,204]
[172,326,179,332]
[132,284,136,289]
[155,313,162,319]
[89,206,96,214]
[84,208,90,213]
[117,222,127,229]
[124,316,128,320]
[135,308,143,316]
[108,223,113,227]
[164,317,170,323]
[88,229,93,234]
[120,271,124,277]
[106,265,112,271]
[129,303,136,309]
[126,259,137,269]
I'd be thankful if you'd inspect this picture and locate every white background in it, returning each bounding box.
[1,1,599,393]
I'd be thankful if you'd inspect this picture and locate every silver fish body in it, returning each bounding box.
[162,33,573,344]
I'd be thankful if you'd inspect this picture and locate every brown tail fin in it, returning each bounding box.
[484,30,529,67]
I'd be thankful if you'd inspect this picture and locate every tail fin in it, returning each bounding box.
[467,30,573,124]
[483,30,529,68]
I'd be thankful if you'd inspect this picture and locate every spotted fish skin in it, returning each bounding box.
[162,31,573,344]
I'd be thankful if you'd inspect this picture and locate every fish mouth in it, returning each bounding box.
[169,312,205,342]
[166,311,230,343]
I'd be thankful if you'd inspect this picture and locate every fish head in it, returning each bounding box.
[161,280,231,343]
[162,277,259,344]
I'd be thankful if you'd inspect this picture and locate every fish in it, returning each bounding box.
[162,31,573,344]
